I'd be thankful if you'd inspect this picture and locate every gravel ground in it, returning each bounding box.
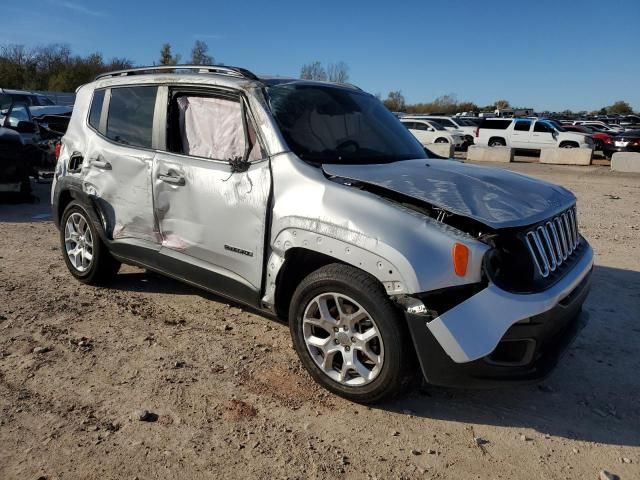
[1,162,639,480]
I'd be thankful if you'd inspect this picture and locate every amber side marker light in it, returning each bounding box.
[452,243,469,276]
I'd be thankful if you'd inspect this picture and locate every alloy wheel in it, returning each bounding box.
[302,293,384,386]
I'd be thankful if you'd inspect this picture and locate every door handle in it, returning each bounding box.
[92,159,112,170]
[158,172,186,186]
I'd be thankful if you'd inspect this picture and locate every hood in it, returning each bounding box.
[322,158,575,229]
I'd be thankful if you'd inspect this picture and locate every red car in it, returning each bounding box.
[562,124,612,151]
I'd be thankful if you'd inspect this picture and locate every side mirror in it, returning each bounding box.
[551,130,558,139]
[16,121,38,134]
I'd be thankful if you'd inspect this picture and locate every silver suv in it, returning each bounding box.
[52,65,593,403]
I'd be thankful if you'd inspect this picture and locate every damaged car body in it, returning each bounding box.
[51,65,593,403]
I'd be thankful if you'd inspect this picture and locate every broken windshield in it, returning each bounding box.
[266,84,427,164]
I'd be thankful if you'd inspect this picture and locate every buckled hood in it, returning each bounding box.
[322,158,575,229]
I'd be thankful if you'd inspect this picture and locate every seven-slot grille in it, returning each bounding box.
[524,206,580,278]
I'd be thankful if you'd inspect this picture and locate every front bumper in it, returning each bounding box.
[406,242,593,387]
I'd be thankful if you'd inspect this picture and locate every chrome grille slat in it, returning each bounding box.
[524,207,580,278]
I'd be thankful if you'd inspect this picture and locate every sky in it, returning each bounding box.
[3,0,639,111]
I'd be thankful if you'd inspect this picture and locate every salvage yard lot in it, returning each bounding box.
[1,162,639,480]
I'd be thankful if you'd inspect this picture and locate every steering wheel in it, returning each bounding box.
[336,139,360,152]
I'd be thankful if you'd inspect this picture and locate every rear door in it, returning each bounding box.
[81,86,160,248]
[530,121,557,149]
[510,119,532,148]
[152,87,271,305]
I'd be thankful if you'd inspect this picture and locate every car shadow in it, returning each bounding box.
[378,264,640,447]
[111,263,639,447]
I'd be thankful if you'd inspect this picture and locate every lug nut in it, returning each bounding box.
[333,327,339,333]
[350,337,355,342]
[345,346,350,351]
[334,339,340,344]
[343,326,348,331]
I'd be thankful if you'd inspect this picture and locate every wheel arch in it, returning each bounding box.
[488,136,506,146]
[264,228,419,320]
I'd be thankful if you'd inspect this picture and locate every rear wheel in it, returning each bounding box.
[489,138,506,147]
[60,201,120,285]
[289,264,416,404]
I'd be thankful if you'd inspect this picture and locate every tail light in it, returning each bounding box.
[475,127,479,138]
[55,142,62,160]
[604,137,612,145]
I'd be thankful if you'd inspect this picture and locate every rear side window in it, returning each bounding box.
[514,120,531,131]
[88,89,105,130]
[479,119,511,129]
[106,86,158,148]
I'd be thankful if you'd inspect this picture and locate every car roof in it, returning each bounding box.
[91,65,363,93]
[0,88,43,96]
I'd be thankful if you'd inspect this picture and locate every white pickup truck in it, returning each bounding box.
[475,118,594,150]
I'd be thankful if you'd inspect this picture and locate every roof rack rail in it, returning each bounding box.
[95,64,259,81]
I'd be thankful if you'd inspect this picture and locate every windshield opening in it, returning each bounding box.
[266,84,427,164]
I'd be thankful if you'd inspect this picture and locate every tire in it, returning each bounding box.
[60,201,120,285]
[289,263,416,404]
[489,138,506,147]
[559,142,578,148]
[435,138,449,144]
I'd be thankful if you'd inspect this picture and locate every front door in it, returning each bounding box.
[530,121,557,149]
[152,89,271,304]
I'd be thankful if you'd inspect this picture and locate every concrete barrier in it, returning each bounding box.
[466,145,513,163]
[426,142,455,158]
[611,152,640,173]
[539,148,592,165]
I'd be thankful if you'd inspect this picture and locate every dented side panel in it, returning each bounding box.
[153,152,271,291]
[82,134,159,244]
[262,152,489,308]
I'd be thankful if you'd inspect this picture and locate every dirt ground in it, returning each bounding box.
[1,161,639,480]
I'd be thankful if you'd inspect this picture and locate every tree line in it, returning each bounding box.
[0,41,216,92]
[381,90,635,116]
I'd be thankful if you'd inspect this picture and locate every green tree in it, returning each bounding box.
[190,40,214,65]
[159,43,180,66]
[494,99,510,110]
[606,101,633,115]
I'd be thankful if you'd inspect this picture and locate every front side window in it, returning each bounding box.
[6,103,30,127]
[168,94,262,161]
[436,118,455,128]
[106,86,158,148]
[534,122,552,133]
[267,84,426,164]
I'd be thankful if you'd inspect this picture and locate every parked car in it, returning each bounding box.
[0,88,56,107]
[0,126,42,200]
[619,115,640,129]
[602,129,640,158]
[52,65,592,403]
[475,118,594,150]
[405,115,476,141]
[0,100,70,181]
[573,120,624,134]
[400,118,465,148]
[560,124,612,151]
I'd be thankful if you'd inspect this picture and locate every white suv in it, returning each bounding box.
[476,118,594,150]
[400,118,465,148]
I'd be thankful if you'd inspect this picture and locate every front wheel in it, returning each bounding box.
[559,142,579,148]
[289,264,416,404]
